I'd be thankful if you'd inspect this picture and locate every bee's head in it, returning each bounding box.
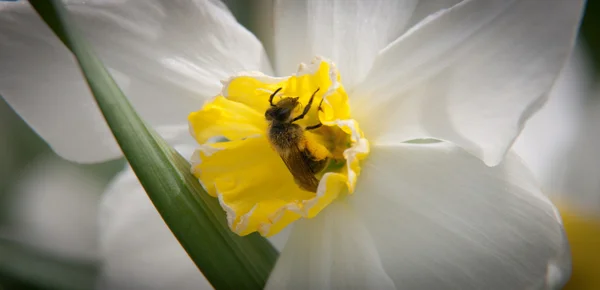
[265,97,299,122]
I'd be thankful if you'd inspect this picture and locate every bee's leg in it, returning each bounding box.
[317,97,325,111]
[306,123,322,130]
[306,97,326,130]
[269,87,283,106]
[302,136,331,161]
[292,88,320,122]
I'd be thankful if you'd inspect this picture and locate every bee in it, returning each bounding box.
[265,87,331,192]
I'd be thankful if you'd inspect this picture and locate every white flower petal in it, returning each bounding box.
[99,165,212,290]
[0,2,120,162]
[266,201,395,290]
[353,0,585,166]
[513,44,600,214]
[513,44,592,194]
[5,155,103,262]
[404,0,462,29]
[349,142,570,289]
[273,0,419,88]
[0,0,270,163]
[267,226,292,252]
[155,123,197,150]
[70,0,273,96]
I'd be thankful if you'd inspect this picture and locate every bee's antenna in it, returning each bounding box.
[269,87,283,106]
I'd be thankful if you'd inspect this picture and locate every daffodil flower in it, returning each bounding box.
[0,0,585,289]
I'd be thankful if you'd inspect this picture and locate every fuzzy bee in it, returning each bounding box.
[265,87,331,192]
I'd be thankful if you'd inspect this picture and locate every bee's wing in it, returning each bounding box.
[279,144,320,192]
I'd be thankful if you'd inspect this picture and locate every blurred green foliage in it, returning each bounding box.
[0,239,97,290]
[581,0,600,80]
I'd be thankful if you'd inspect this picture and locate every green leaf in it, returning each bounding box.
[28,1,278,289]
